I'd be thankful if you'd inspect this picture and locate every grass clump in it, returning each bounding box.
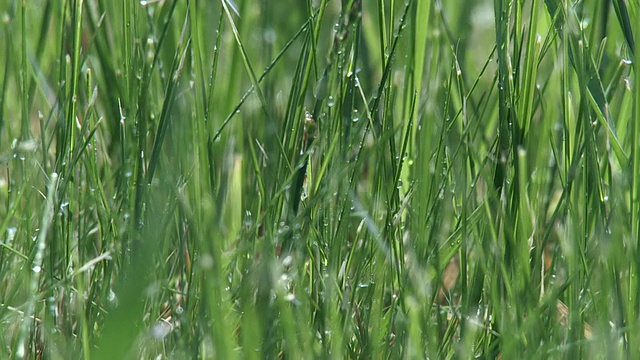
[0,0,639,358]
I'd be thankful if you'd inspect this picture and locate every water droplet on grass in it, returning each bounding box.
[151,321,172,340]
[6,227,16,242]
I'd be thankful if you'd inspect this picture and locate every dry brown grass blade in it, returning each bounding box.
[555,300,593,339]
[436,254,460,304]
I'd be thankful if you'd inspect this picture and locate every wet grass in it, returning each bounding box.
[0,0,638,358]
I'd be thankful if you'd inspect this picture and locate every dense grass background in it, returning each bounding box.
[0,0,639,358]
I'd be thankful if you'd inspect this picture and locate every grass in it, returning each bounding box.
[0,0,638,358]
